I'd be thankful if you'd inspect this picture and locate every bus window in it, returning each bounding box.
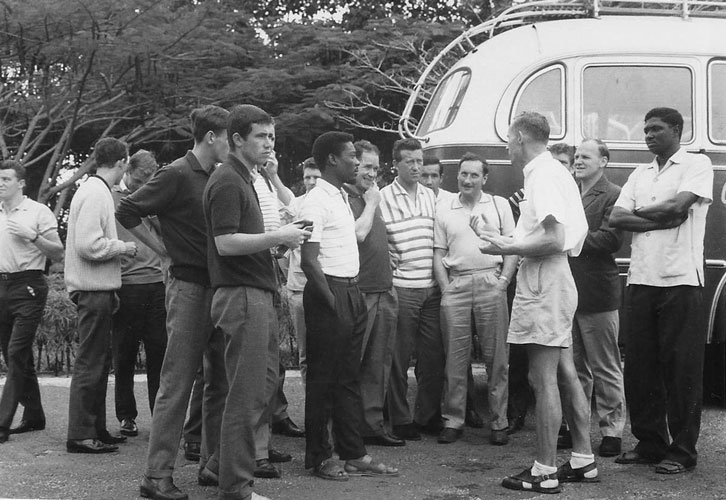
[709,61,726,143]
[583,66,693,142]
[417,68,471,135]
[512,65,564,138]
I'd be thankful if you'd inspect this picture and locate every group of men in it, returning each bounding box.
[0,104,713,499]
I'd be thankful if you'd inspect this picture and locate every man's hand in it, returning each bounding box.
[469,213,499,238]
[124,241,138,257]
[262,152,279,178]
[278,222,313,250]
[6,220,37,241]
[363,184,381,206]
[477,232,514,255]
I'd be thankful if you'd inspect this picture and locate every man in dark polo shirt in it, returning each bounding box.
[344,140,402,447]
[202,104,310,500]
[117,105,230,500]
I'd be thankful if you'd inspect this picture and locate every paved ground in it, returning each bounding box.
[0,369,725,500]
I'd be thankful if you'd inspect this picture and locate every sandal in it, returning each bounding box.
[344,456,399,477]
[655,459,694,475]
[313,459,349,481]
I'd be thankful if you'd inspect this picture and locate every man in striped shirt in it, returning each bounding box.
[379,138,444,441]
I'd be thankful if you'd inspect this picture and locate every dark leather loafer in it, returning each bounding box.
[120,418,138,437]
[392,423,421,441]
[254,459,281,478]
[66,439,118,454]
[198,467,218,486]
[271,417,305,438]
[437,427,462,444]
[490,428,510,446]
[184,441,200,462]
[140,475,188,500]
[97,429,127,445]
[9,419,45,434]
[599,436,622,457]
[363,432,406,447]
[269,448,292,463]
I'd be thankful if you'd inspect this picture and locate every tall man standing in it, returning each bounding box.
[569,139,626,457]
[610,107,713,474]
[0,161,64,444]
[476,112,595,494]
[65,138,137,454]
[117,105,230,500]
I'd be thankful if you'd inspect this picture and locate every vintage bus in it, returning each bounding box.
[399,0,726,403]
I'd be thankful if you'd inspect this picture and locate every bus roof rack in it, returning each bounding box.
[398,0,726,140]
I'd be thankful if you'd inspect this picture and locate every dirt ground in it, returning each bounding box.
[0,370,724,500]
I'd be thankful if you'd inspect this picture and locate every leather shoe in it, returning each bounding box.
[198,467,218,486]
[9,419,45,434]
[271,417,305,438]
[0,428,8,444]
[465,407,484,428]
[140,475,188,500]
[184,441,200,462]
[599,436,622,457]
[120,418,138,437]
[437,427,462,444]
[269,448,292,463]
[392,423,421,441]
[363,432,405,447]
[66,439,118,454]
[97,429,127,445]
[490,428,510,446]
[254,459,281,478]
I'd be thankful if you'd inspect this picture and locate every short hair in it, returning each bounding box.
[300,157,318,172]
[190,105,229,143]
[423,155,443,175]
[312,131,354,172]
[227,104,273,147]
[354,140,380,159]
[510,112,550,144]
[0,159,25,181]
[644,107,684,138]
[458,152,489,175]
[128,149,159,178]
[581,138,610,160]
[549,143,575,165]
[392,138,422,162]
[94,137,128,168]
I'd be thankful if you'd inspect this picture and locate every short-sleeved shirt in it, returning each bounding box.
[299,178,359,278]
[379,179,436,288]
[344,184,393,293]
[285,195,307,292]
[513,151,588,256]
[435,188,456,206]
[0,197,57,273]
[203,154,276,291]
[434,192,515,273]
[615,148,713,287]
[253,172,282,233]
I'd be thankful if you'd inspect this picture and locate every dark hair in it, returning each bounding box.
[392,138,422,162]
[644,107,684,138]
[510,112,550,143]
[581,138,610,160]
[549,143,575,165]
[299,157,319,172]
[128,149,159,178]
[354,139,380,159]
[0,159,25,181]
[190,105,229,143]
[94,137,128,168]
[312,131,354,172]
[458,152,489,175]
[227,104,273,147]
[423,155,443,175]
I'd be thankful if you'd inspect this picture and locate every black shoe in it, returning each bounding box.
[197,467,218,486]
[392,423,421,441]
[269,448,292,463]
[598,436,622,457]
[489,428,510,446]
[363,432,406,447]
[556,429,572,449]
[120,418,138,437]
[140,476,188,500]
[507,415,525,434]
[9,419,45,434]
[66,439,119,454]
[271,417,305,438]
[254,459,281,478]
[437,427,462,444]
[465,408,485,428]
[97,429,127,445]
[0,428,8,444]
[557,460,599,483]
[614,449,661,465]
[183,441,200,462]
[502,467,561,494]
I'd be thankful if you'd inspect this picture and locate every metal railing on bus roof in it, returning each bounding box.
[398,0,726,141]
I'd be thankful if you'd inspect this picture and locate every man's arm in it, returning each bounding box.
[300,241,334,309]
[433,248,449,291]
[582,203,624,254]
[116,166,178,229]
[630,191,699,222]
[354,186,381,242]
[5,221,65,262]
[609,206,685,233]
[263,157,294,206]
[126,224,168,258]
[477,214,562,257]
[214,223,310,257]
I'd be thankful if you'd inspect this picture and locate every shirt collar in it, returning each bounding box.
[392,178,425,198]
[186,151,214,174]
[451,191,492,210]
[90,174,112,192]
[647,147,686,171]
[522,150,554,178]
[0,196,30,213]
[225,154,254,182]
[315,177,345,198]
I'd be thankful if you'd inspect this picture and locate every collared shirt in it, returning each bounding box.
[379,178,436,288]
[513,151,588,257]
[299,178,359,278]
[434,192,514,273]
[615,147,713,287]
[435,188,456,206]
[252,170,282,233]
[0,197,57,273]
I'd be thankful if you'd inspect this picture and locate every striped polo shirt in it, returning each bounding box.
[253,171,282,232]
[379,178,436,288]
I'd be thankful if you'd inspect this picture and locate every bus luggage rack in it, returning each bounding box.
[398,0,726,140]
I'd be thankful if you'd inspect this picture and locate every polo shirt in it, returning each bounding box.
[615,148,713,287]
[513,151,587,256]
[434,192,514,273]
[0,197,57,273]
[203,154,276,291]
[379,178,436,288]
[344,184,393,293]
[253,171,282,233]
[298,178,359,278]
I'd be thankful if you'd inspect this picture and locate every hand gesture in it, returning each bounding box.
[278,222,312,250]
[6,219,37,241]
[262,152,279,177]
[477,232,512,255]
[469,213,499,238]
[363,184,381,206]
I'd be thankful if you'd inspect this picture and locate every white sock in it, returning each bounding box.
[570,452,598,479]
[531,460,557,477]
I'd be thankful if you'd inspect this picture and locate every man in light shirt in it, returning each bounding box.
[421,156,455,205]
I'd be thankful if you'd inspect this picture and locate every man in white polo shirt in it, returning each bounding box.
[476,112,595,494]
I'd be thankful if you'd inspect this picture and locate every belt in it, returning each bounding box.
[0,270,43,281]
[449,267,499,277]
[325,275,359,285]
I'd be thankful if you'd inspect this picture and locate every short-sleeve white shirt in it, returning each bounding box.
[615,148,713,286]
[0,197,57,273]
